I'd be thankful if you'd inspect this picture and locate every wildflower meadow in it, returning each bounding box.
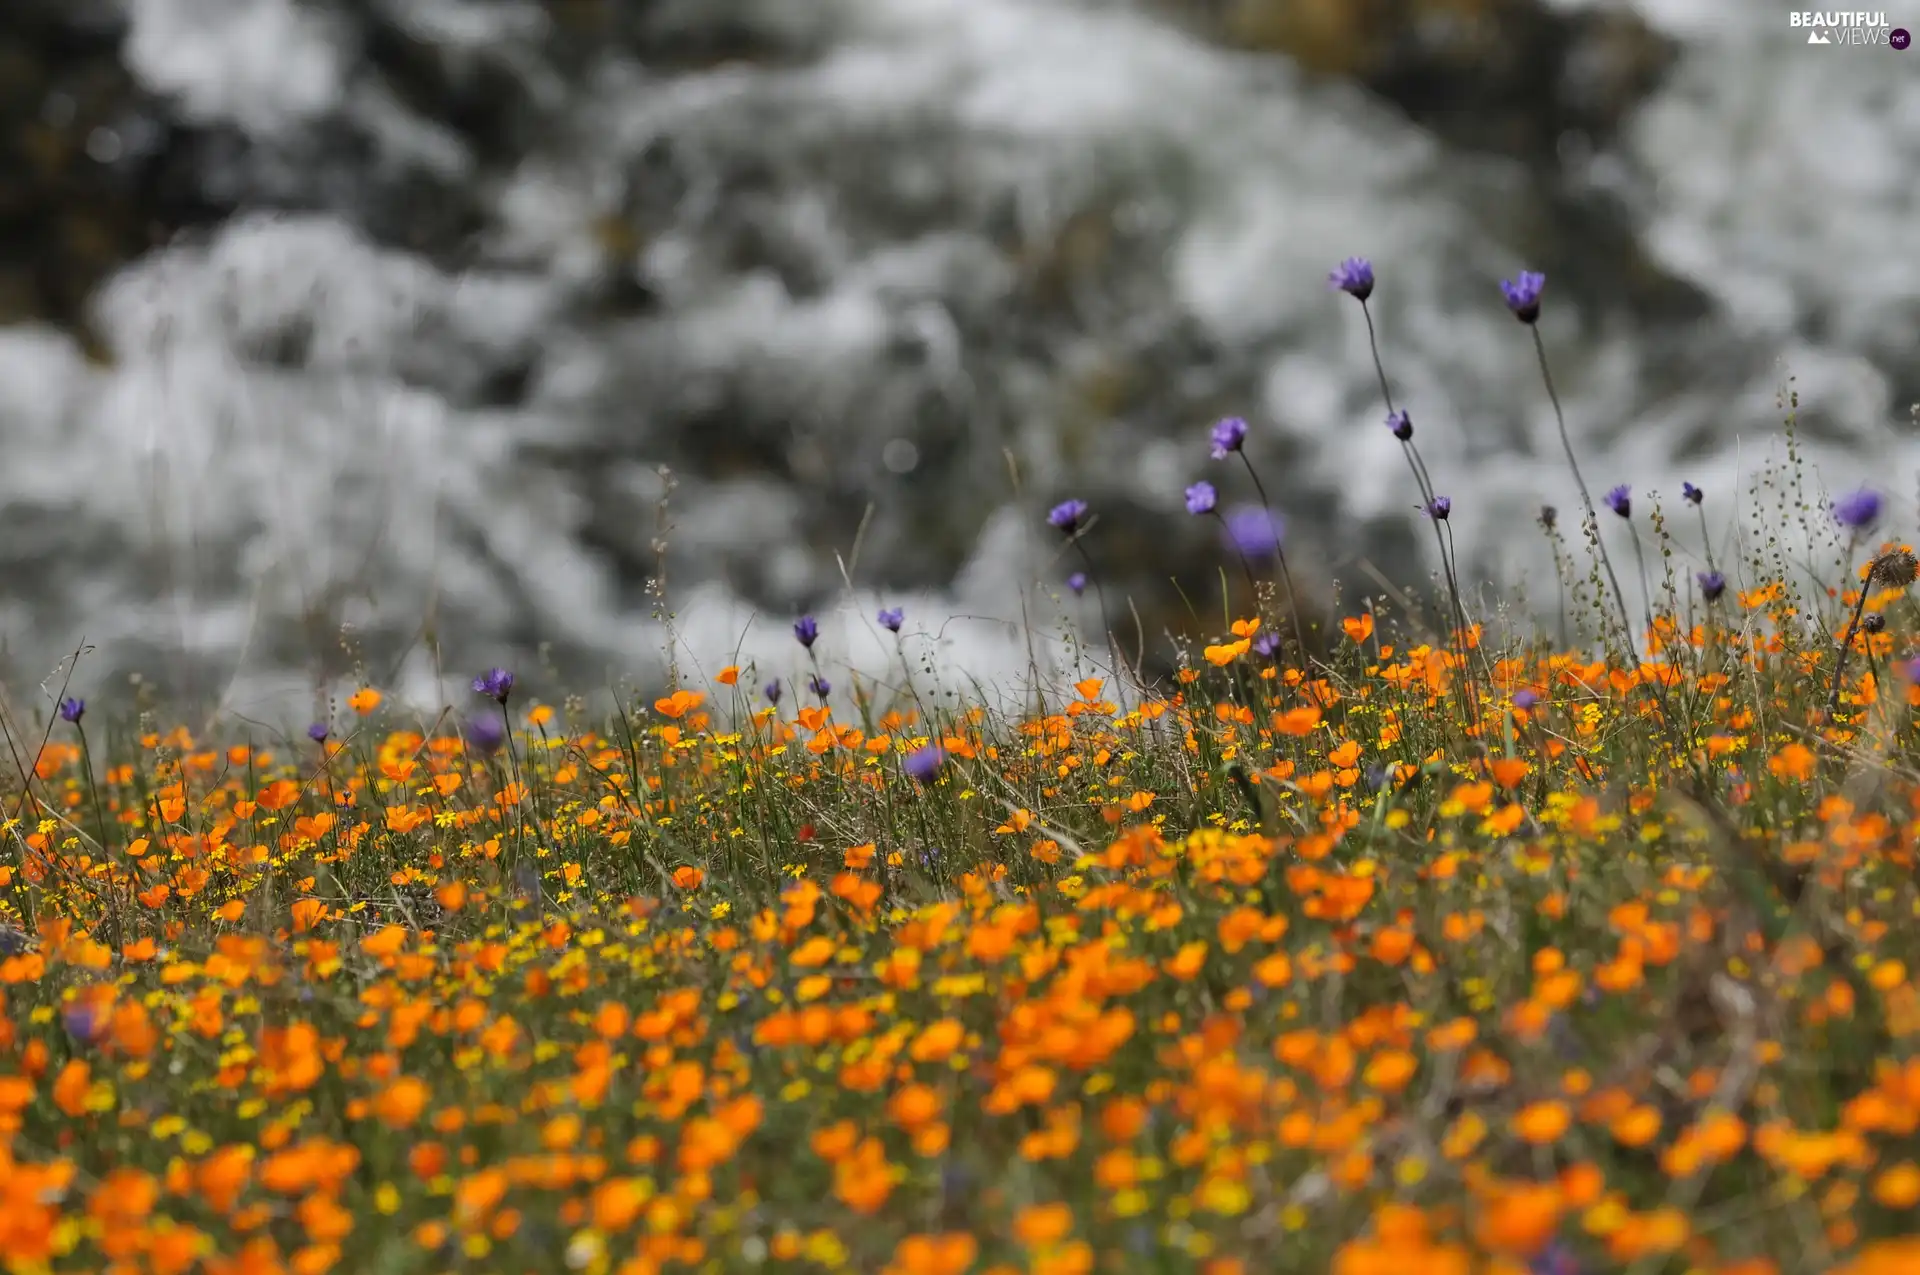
[8,262,1920,1275]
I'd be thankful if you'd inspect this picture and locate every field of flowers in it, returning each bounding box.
[6,263,1920,1275]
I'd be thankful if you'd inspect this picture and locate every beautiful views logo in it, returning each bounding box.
[1788,10,1897,43]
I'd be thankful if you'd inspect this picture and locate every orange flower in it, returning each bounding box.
[1489,758,1530,789]
[790,936,836,968]
[1014,1202,1073,1247]
[886,1233,977,1275]
[52,1059,91,1117]
[888,1084,942,1131]
[1362,1050,1418,1093]
[654,689,704,719]
[360,926,409,958]
[1342,613,1374,643]
[1768,743,1817,781]
[1473,1181,1563,1256]
[1873,1162,1920,1209]
[1274,706,1321,736]
[909,1019,965,1064]
[1605,1106,1666,1144]
[1164,941,1208,981]
[833,1137,897,1213]
[592,1178,654,1232]
[347,688,382,714]
[373,1077,429,1128]
[254,778,302,811]
[1513,1101,1571,1145]
[1204,640,1251,666]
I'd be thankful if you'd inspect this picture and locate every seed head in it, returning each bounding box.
[1872,549,1918,588]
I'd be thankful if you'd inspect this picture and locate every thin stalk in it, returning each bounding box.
[1826,569,1875,721]
[1359,299,1479,720]
[1531,326,1636,658]
[1070,535,1127,679]
[1235,454,1310,669]
[72,723,123,944]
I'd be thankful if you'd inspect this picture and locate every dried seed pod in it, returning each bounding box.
[1872,549,1918,588]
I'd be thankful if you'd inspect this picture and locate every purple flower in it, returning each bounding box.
[808,673,831,699]
[464,714,506,756]
[57,697,84,724]
[1834,488,1882,530]
[63,1000,106,1046]
[1529,1242,1580,1275]
[1512,689,1540,710]
[1426,496,1451,520]
[307,722,330,743]
[793,615,819,648]
[1252,631,1283,661]
[1604,484,1631,518]
[1501,270,1546,323]
[877,606,904,633]
[1682,481,1703,505]
[471,667,514,703]
[1328,257,1374,302]
[1067,572,1087,596]
[1386,409,1412,441]
[904,745,944,784]
[1698,570,1726,602]
[1048,499,1088,533]
[1209,417,1249,460]
[1224,505,1283,557]
[764,679,783,706]
[1184,481,1217,515]
[1902,657,1920,683]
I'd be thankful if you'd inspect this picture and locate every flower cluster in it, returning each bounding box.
[2,257,1914,1275]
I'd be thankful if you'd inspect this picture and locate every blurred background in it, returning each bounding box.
[1,0,1915,720]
